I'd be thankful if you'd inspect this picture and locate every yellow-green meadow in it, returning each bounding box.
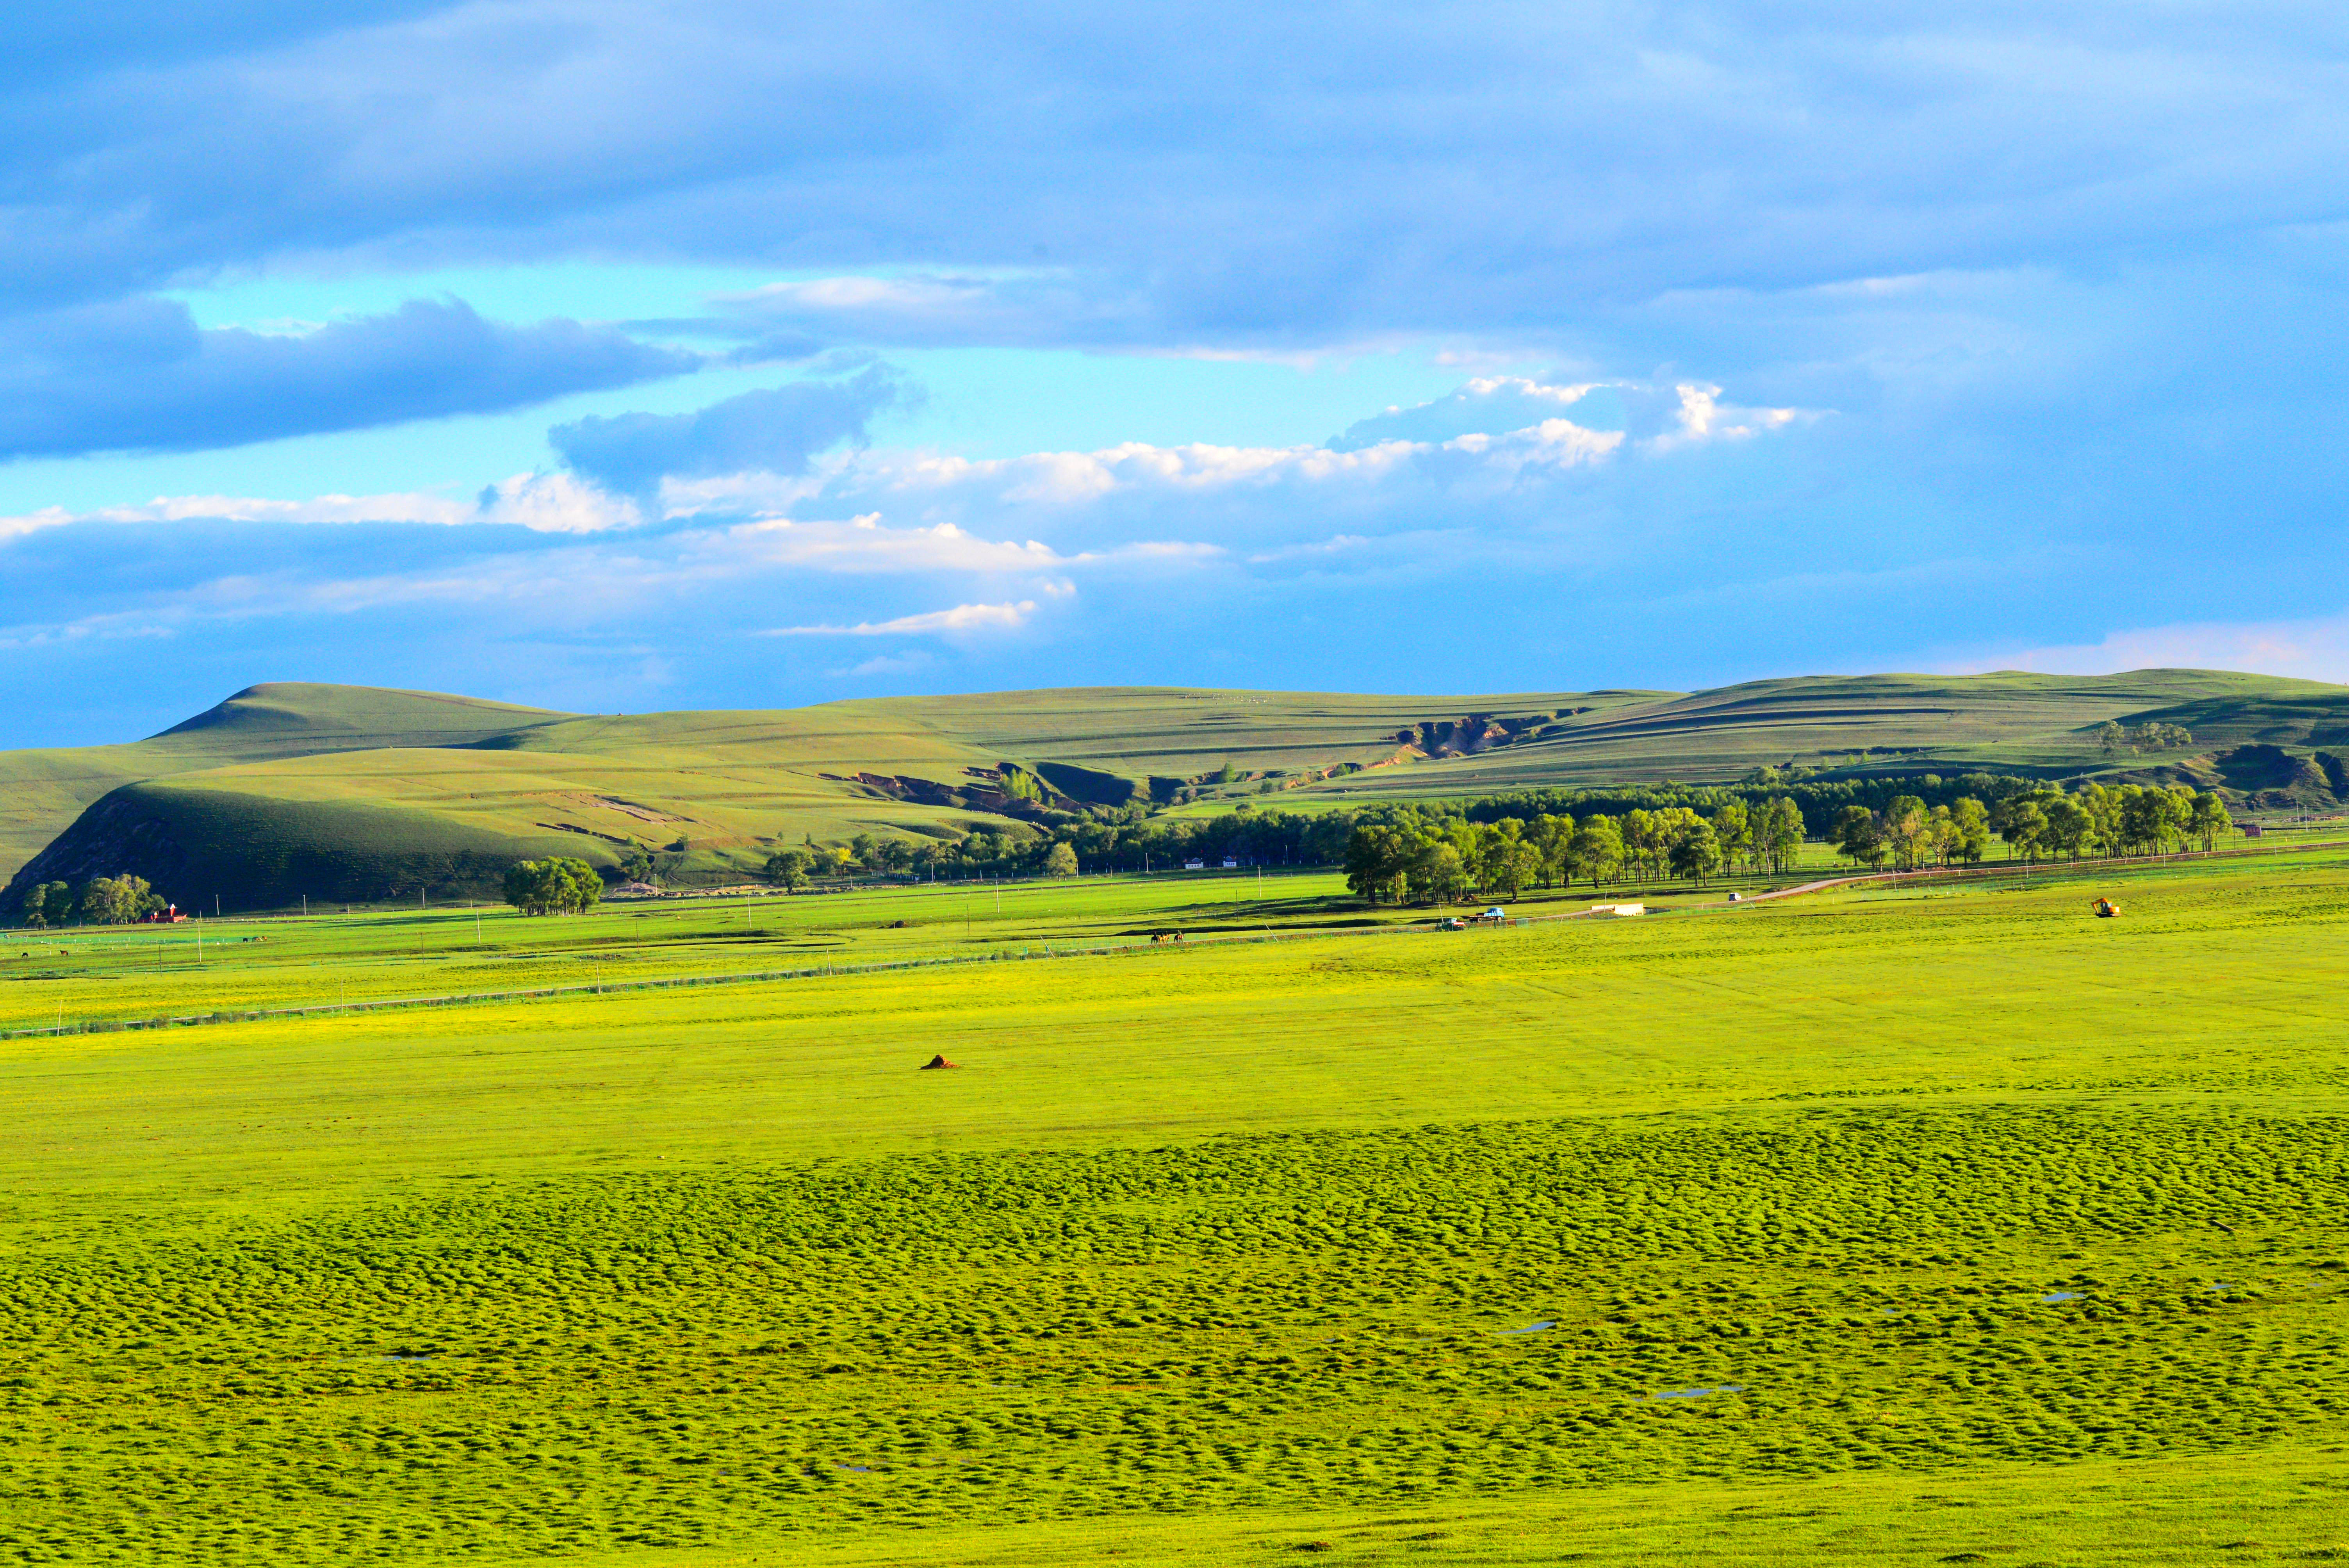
[2,844,2345,1562]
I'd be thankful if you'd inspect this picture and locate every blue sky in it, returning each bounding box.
[5,2,2348,744]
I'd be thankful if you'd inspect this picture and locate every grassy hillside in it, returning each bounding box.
[868,685,1661,778]
[0,847,2345,1563]
[5,670,2344,913]
[0,682,570,881]
[0,687,1611,909]
[1283,668,2349,798]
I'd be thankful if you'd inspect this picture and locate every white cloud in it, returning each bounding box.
[1639,382,1808,453]
[474,472,644,533]
[836,650,938,677]
[1462,375,1601,406]
[0,473,640,542]
[1948,610,2349,686]
[1247,534,1369,564]
[708,514,1091,574]
[0,488,478,540]
[761,600,1040,637]
[0,373,1801,664]
[712,273,1136,350]
[821,419,1625,519]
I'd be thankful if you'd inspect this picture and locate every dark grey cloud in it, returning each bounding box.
[547,366,907,497]
[0,297,698,459]
[3,3,2347,334]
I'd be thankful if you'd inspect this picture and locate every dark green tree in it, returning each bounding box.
[1669,820,1723,882]
[80,875,162,925]
[503,857,602,915]
[1833,805,1885,870]
[2188,791,2230,851]
[1567,815,1624,885]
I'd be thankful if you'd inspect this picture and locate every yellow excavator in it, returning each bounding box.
[2092,898,2121,918]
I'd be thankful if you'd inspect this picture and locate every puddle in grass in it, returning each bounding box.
[1500,1320,1556,1335]
[379,1350,442,1361]
[1652,1384,1744,1400]
[2040,1291,2081,1303]
[836,1464,874,1473]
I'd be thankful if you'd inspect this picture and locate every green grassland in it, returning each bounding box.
[1,844,2346,1563]
[7,670,2345,912]
[1,833,2289,1035]
[0,846,1895,1033]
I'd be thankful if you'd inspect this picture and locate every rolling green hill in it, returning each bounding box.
[4,669,2343,913]
[0,683,571,882]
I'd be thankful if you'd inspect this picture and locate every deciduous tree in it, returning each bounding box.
[2188,791,2231,851]
[1668,820,1723,882]
[1567,815,1624,886]
[503,857,602,916]
[1833,806,1885,869]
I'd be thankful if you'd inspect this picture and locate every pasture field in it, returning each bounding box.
[0,845,1912,1033]
[2,836,2324,1035]
[0,845,2345,1564]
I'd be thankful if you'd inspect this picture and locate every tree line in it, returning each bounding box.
[1460,772,2053,839]
[712,770,2242,901]
[1827,782,2226,869]
[15,875,167,927]
[1339,798,1809,904]
[1990,782,2226,862]
[758,813,1356,887]
[1339,780,2230,906]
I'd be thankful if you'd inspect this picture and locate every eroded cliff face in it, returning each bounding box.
[817,768,1063,821]
[2210,744,2349,809]
[1392,711,1570,759]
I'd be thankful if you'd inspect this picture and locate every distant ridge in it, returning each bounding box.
[2,668,2343,912]
[153,682,573,743]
